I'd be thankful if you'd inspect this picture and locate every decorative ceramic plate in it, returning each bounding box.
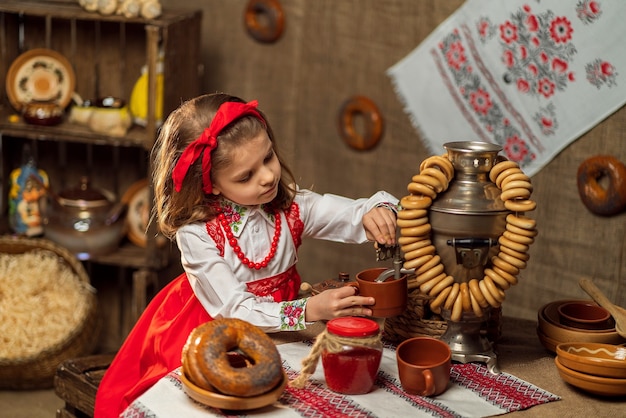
[555,357,626,397]
[180,369,288,410]
[556,342,626,379]
[122,179,166,248]
[6,48,76,112]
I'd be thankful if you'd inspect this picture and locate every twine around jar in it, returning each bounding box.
[290,328,381,388]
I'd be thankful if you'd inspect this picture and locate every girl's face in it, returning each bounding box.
[211,131,281,206]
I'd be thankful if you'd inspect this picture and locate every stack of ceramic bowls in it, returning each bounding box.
[537,299,625,352]
[555,342,626,396]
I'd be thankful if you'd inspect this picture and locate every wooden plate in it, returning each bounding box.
[6,48,76,112]
[180,369,287,410]
[555,357,626,396]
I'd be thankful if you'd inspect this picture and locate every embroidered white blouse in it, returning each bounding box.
[175,188,398,333]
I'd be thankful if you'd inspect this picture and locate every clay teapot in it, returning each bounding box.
[42,176,127,259]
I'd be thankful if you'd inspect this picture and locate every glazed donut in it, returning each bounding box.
[577,155,626,216]
[182,318,283,397]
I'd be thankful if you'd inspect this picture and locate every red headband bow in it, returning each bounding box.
[172,100,265,194]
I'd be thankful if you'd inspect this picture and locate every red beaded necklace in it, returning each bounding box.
[217,208,281,270]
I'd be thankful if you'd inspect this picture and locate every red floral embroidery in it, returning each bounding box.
[586,58,618,88]
[285,202,304,249]
[549,16,573,44]
[246,267,296,298]
[446,41,467,70]
[504,135,530,161]
[205,219,224,256]
[577,0,602,24]
[499,21,518,44]
[437,23,540,167]
[469,88,493,115]
[537,77,556,98]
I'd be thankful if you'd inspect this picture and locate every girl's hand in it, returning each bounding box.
[363,206,397,246]
[304,286,375,322]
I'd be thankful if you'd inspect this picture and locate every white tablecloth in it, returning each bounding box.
[122,340,559,418]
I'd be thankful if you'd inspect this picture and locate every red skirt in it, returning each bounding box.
[94,274,210,418]
[94,267,300,418]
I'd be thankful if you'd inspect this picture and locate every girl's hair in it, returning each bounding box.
[151,93,297,239]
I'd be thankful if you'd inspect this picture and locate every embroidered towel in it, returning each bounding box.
[388,0,626,176]
[123,341,559,418]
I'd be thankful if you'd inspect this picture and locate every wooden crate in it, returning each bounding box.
[54,354,114,418]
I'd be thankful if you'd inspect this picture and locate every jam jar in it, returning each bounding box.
[321,317,383,394]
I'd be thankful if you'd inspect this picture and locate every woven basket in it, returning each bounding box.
[383,288,502,343]
[0,236,99,389]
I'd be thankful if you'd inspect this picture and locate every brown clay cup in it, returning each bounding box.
[352,267,408,318]
[396,337,451,396]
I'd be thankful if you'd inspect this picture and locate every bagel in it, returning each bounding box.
[484,268,511,290]
[444,282,460,311]
[407,181,438,199]
[411,173,445,193]
[469,278,489,308]
[577,155,626,216]
[489,160,518,182]
[420,155,454,180]
[506,214,536,230]
[400,194,432,210]
[397,216,429,228]
[469,288,484,317]
[429,285,453,313]
[397,208,427,220]
[419,167,450,191]
[504,198,537,212]
[182,318,283,397]
[338,95,384,150]
[244,0,286,43]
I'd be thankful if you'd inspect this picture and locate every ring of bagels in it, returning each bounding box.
[400,154,537,322]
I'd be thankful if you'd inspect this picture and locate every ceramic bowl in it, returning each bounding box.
[556,342,626,378]
[536,300,624,353]
[22,100,64,126]
[557,302,611,330]
[554,357,626,397]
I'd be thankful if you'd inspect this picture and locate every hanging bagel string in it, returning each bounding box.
[399,154,538,322]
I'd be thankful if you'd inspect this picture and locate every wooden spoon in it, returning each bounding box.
[579,278,626,339]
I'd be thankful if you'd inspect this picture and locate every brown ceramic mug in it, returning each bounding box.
[350,267,408,318]
[396,337,451,396]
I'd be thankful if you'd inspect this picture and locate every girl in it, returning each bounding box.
[95,93,398,417]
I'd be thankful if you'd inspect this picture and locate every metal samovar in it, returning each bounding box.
[430,141,508,373]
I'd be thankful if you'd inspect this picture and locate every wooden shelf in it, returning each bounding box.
[0,106,149,148]
[0,3,202,271]
[0,0,198,26]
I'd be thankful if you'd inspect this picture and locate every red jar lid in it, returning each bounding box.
[327,317,379,337]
